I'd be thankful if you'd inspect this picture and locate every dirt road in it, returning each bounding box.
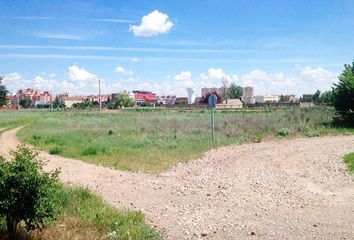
[1,127,354,239]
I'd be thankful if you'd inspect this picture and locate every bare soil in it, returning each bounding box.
[1,127,354,239]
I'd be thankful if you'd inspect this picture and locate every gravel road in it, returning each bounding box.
[1,127,354,239]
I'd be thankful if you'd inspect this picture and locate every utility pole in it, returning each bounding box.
[50,93,53,110]
[99,79,102,111]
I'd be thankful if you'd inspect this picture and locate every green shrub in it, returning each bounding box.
[31,134,41,141]
[277,128,290,137]
[108,130,114,135]
[332,61,354,126]
[49,146,62,155]
[0,146,61,237]
[81,147,98,156]
[344,152,354,172]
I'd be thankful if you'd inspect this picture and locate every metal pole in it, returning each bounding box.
[211,107,215,144]
[99,79,102,111]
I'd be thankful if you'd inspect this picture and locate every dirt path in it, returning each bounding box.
[1,127,354,239]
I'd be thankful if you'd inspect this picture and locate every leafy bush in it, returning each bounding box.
[31,134,41,141]
[332,61,354,126]
[49,146,62,155]
[108,130,114,135]
[0,146,61,237]
[81,147,98,156]
[344,152,354,172]
[277,128,290,137]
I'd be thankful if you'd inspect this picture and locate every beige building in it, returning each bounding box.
[254,95,280,103]
[217,99,243,109]
[61,96,84,108]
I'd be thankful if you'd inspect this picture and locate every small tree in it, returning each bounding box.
[19,99,32,108]
[203,92,223,104]
[0,77,8,107]
[320,90,333,105]
[313,90,321,103]
[227,83,243,100]
[0,146,61,237]
[115,92,134,108]
[53,96,65,109]
[332,61,354,125]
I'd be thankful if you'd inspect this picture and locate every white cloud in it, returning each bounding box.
[174,71,194,88]
[130,10,173,37]
[36,33,83,40]
[115,66,125,73]
[131,57,139,62]
[207,68,224,80]
[299,66,337,82]
[200,68,239,88]
[68,65,98,82]
[239,67,338,96]
[115,66,134,76]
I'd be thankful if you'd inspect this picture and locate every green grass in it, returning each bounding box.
[344,152,354,173]
[1,107,353,172]
[0,185,161,240]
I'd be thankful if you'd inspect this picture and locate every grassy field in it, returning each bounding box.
[0,186,161,240]
[1,107,353,172]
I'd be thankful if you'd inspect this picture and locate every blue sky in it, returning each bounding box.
[1,0,353,97]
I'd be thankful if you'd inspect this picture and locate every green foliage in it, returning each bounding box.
[0,146,61,236]
[344,152,354,172]
[56,187,161,239]
[332,61,354,125]
[72,99,93,109]
[52,96,65,109]
[0,77,8,107]
[81,146,98,156]
[115,92,134,108]
[313,90,321,103]
[108,129,114,135]
[277,128,290,137]
[175,99,188,105]
[227,83,243,99]
[49,146,62,155]
[320,90,333,105]
[19,99,32,108]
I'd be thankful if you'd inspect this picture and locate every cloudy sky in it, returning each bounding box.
[1,0,353,97]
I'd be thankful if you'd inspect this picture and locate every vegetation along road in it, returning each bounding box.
[1,126,353,239]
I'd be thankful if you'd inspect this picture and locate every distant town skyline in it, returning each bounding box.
[1,0,353,97]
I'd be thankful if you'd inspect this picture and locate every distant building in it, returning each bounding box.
[158,95,176,105]
[280,94,298,102]
[111,93,119,102]
[175,97,188,105]
[60,96,84,108]
[302,94,314,102]
[217,99,243,109]
[87,94,109,103]
[16,88,52,108]
[133,91,157,105]
[242,86,254,104]
[254,95,280,103]
[10,96,19,108]
[201,87,228,98]
[186,88,196,104]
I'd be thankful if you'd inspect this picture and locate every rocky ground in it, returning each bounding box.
[1,127,354,239]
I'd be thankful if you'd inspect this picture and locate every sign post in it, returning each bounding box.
[208,94,217,144]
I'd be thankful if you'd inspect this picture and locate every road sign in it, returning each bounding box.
[208,94,217,108]
[208,94,217,143]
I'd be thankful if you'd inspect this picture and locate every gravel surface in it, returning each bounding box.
[1,127,354,239]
